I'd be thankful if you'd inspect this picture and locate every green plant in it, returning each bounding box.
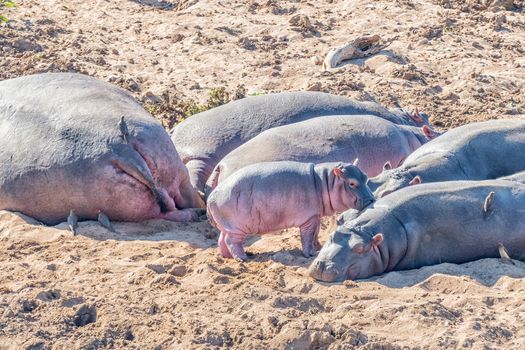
[0,0,15,23]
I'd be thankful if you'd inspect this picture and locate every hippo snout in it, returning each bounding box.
[363,197,375,208]
[309,260,341,283]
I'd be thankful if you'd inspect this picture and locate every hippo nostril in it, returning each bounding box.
[363,198,375,208]
[309,260,340,283]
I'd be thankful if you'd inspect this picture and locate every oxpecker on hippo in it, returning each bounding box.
[0,73,204,225]
[207,161,375,261]
[171,91,432,192]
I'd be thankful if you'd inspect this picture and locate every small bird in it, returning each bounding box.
[118,116,130,143]
[67,210,78,235]
[98,210,116,233]
[483,191,495,217]
[498,242,515,265]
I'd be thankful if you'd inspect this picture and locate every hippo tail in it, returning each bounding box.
[204,165,221,201]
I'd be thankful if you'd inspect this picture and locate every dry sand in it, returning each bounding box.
[1,0,525,349]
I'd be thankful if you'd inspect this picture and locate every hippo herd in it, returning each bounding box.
[1,73,524,283]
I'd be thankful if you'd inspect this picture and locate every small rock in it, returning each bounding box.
[73,304,97,327]
[149,303,159,314]
[417,38,430,46]
[172,33,185,43]
[238,37,256,50]
[168,264,187,277]
[306,82,322,91]
[112,48,119,55]
[441,92,460,101]
[21,299,38,313]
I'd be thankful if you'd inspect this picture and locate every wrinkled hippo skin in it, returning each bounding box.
[369,119,525,198]
[207,161,375,260]
[205,115,438,197]
[310,179,525,282]
[0,73,204,225]
[171,91,431,192]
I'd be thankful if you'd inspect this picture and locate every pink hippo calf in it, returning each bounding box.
[207,161,375,260]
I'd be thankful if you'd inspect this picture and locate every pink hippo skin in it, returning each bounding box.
[206,161,375,261]
[205,115,439,196]
[0,73,204,225]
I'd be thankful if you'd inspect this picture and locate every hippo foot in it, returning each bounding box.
[301,247,319,258]
[161,208,206,222]
[218,232,233,259]
[220,231,248,261]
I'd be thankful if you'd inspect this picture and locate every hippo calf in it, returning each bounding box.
[171,91,431,192]
[369,119,525,198]
[205,114,438,195]
[310,179,525,282]
[207,161,375,260]
[0,73,204,225]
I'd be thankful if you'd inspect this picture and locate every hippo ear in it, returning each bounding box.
[353,158,359,167]
[409,176,422,186]
[410,108,423,123]
[383,161,392,171]
[333,164,345,178]
[352,243,365,254]
[422,125,438,140]
[371,233,383,246]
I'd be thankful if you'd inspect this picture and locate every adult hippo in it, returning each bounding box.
[0,73,204,225]
[171,91,431,192]
[310,179,525,282]
[369,119,525,198]
[205,115,438,196]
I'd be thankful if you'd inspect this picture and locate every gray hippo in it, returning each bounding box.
[205,115,438,195]
[369,119,525,198]
[207,161,375,261]
[310,179,525,282]
[171,91,431,192]
[0,73,204,225]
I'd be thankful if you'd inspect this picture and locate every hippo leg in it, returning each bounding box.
[186,159,213,193]
[222,231,248,261]
[218,232,233,258]
[300,216,321,257]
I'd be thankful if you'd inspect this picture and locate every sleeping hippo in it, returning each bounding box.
[310,179,525,282]
[0,73,204,225]
[369,119,525,198]
[205,115,438,196]
[207,161,375,261]
[171,91,431,192]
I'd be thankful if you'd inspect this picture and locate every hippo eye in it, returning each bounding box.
[348,180,358,189]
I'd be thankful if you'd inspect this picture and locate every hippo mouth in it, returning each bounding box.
[111,143,176,215]
[309,260,344,283]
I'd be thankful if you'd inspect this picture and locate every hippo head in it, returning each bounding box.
[367,164,422,198]
[309,229,385,282]
[391,107,432,128]
[330,161,375,212]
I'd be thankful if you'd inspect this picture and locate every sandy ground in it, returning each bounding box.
[1,0,525,349]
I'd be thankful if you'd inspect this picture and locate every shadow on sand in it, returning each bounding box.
[366,258,525,288]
